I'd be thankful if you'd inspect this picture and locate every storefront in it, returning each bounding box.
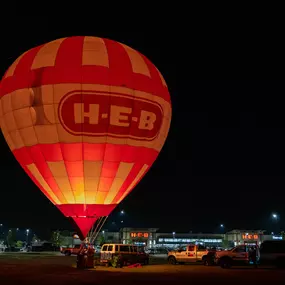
[119,228,224,249]
[120,228,158,248]
[155,234,224,248]
[97,228,280,249]
[225,230,265,246]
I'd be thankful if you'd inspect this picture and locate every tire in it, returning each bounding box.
[64,251,71,256]
[203,256,213,266]
[168,256,177,265]
[144,258,149,265]
[220,257,232,269]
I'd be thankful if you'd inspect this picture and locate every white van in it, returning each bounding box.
[100,244,149,266]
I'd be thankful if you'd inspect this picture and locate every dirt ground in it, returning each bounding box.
[0,253,284,285]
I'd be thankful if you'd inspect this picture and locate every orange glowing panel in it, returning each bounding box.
[130,232,149,238]
[242,234,259,240]
[0,36,172,240]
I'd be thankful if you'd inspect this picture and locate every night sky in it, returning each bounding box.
[0,25,283,237]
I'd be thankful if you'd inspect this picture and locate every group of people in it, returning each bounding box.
[76,243,95,269]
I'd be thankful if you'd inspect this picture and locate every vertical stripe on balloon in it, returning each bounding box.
[31,38,66,69]
[82,37,109,67]
[104,162,134,204]
[117,164,149,203]
[54,37,84,69]
[13,46,44,76]
[120,43,151,77]
[27,163,61,205]
[3,51,28,78]
[47,161,75,203]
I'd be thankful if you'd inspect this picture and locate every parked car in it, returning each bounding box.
[146,248,169,255]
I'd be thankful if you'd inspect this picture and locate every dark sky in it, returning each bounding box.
[0,25,284,237]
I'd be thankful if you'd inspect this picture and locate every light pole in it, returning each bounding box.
[0,224,3,239]
[219,224,225,235]
[26,229,30,244]
[272,213,279,234]
[172,232,176,248]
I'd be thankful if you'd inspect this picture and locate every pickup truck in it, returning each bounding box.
[214,244,259,268]
[168,244,213,265]
[60,244,81,256]
[215,241,285,269]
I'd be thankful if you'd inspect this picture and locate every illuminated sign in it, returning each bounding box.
[59,91,163,141]
[242,234,259,240]
[130,232,149,238]
[273,236,283,240]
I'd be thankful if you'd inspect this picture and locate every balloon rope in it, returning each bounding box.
[92,216,108,243]
[89,216,104,243]
[88,223,96,241]
[90,216,108,244]
[89,216,103,242]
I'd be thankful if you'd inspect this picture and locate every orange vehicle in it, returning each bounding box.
[60,244,81,256]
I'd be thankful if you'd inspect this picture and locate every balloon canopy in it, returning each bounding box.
[0,36,171,239]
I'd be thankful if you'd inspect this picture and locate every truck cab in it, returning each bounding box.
[168,244,210,265]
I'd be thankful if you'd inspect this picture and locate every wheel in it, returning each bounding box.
[64,251,71,256]
[168,256,177,265]
[220,257,232,269]
[203,256,213,266]
[144,258,149,265]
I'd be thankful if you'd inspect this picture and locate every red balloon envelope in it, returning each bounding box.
[0,36,172,239]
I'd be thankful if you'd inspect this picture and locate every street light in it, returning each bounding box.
[26,229,29,243]
[120,210,125,215]
[220,224,224,228]
[272,213,280,234]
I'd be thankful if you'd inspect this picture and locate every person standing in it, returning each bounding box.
[249,246,258,268]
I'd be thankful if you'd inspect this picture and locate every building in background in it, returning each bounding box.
[99,228,283,249]
[119,228,224,248]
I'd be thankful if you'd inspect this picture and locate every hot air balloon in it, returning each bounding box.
[0,36,171,241]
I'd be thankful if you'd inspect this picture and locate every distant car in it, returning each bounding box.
[20,247,28,252]
[60,244,81,256]
[94,246,101,253]
[146,248,169,255]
